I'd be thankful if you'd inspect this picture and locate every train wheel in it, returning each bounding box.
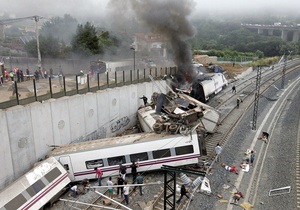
[153,123,163,134]
[169,124,178,134]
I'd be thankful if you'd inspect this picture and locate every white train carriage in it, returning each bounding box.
[0,157,70,210]
[191,73,228,102]
[46,131,200,182]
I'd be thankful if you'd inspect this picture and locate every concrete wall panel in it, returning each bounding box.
[50,97,71,146]
[5,106,35,179]
[68,95,85,140]
[0,110,14,189]
[128,85,138,127]
[83,93,98,135]
[96,90,110,138]
[117,85,133,133]
[30,101,54,159]
[108,87,120,136]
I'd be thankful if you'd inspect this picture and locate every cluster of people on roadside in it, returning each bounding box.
[1,67,55,83]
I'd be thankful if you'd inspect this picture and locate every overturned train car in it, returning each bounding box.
[190,73,228,103]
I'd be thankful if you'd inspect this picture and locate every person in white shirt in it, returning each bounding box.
[215,143,222,162]
[70,185,77,197]
[107,177,114,198]
[123,181,130,205]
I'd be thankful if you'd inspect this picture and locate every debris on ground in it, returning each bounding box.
[240,202,254,210]
[217,194,223,198]
[219,199,228,204]
[223,184,230,190]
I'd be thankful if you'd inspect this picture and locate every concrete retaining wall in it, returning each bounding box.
[0,80,165,190]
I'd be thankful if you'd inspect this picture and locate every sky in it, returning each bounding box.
[1,0,299,73]
[1,0,299,22]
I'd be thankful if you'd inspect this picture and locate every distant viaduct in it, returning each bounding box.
[241,23,300,42]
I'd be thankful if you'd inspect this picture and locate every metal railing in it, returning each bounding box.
[0,67,177,109]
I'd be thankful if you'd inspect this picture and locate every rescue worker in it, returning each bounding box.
[11,81,21,97]
[232,85,236,94]
[140,95,148,106]
[236,97,241,108]
[232,191,244,204]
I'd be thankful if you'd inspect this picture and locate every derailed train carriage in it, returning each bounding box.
[189,73,228,103]
[47,131,201,182]
[0,157,70,210]
[46,91,220,183]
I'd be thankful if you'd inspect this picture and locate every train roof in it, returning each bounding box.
[47,132,187,157]
[0,157,64,194]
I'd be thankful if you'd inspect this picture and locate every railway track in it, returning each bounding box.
[152,168,203,210]
[204,61,300,161]
[150,60,300,210]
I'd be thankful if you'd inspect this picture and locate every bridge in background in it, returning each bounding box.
[241,23,300,42]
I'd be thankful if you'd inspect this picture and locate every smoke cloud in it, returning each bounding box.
[127,0,196,81]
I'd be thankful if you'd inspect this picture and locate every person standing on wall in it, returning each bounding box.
[139,95,148,106]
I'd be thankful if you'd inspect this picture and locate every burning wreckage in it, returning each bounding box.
[137,91,220,135]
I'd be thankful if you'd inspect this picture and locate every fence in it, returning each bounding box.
[217,57,255,63]
[0,67,177,109]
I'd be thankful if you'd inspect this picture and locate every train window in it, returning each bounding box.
[44,167,62,183]
[86,159,104,169]
[4,193,27,210]
[153,149,171,159]
[108,156,126,166]
[175,145,194,155]
[130,152,148,162]
[32,179,45,194]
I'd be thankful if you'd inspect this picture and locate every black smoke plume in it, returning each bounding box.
[130,0,196,82]
[108,0,196,84]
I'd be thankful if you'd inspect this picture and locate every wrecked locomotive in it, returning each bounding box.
[168,67,228,103]
[189,73,228,103]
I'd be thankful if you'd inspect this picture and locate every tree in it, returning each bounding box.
[41,14,78,45]
[71,22,100,56]
[24,35,61,58]
[255,50,264,59]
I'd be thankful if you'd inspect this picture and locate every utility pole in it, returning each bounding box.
[281,55,286,89]
[252,66,262,130]
[33,16,42,69]
[130,47,136,71]
[0,15,45,70]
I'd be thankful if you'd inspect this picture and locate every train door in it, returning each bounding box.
[59,156,75,181]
